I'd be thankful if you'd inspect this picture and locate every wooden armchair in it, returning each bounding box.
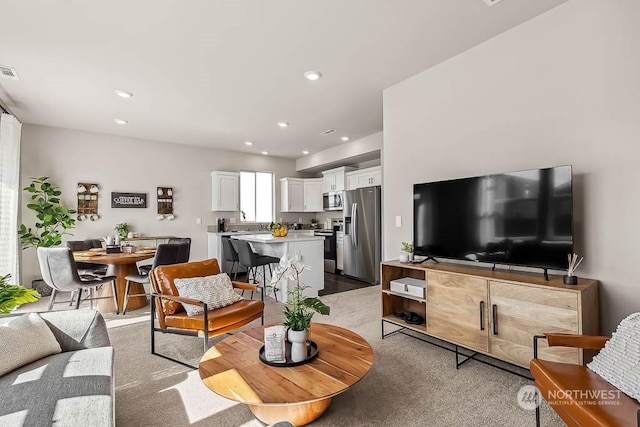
[531,333,640,427]
[149,258,264,368]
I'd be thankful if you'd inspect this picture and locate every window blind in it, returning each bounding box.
[0,113,22,284]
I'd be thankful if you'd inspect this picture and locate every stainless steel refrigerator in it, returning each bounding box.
[343,186,381,284]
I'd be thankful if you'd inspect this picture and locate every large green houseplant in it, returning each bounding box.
[0,274,40,314]
[19,176,76,248]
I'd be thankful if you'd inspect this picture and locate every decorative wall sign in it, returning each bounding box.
[77,182,100,221]
[156,187,175,220]
[111,192,147,208]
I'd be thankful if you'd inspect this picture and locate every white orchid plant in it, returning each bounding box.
[269,254,330,331]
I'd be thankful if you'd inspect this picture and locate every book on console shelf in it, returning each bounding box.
[390,277,426,299]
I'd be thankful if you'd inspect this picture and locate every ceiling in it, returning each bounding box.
[0,0,567,158]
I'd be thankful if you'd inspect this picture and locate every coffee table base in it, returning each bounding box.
[248,397,332,427]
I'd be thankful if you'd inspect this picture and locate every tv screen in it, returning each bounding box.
[413,166,573,270]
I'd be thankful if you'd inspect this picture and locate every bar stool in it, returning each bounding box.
[235,240,280,301]
[221,237,240,280]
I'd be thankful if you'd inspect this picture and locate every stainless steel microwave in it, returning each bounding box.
[323,192,343,211]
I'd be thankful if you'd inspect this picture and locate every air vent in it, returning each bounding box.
[0,66,19,81]
[320,129,335,135]
[483,0,504,6]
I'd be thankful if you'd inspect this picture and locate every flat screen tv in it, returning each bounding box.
[413,165,573,271]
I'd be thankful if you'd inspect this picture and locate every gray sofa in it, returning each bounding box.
[0,310,114,426]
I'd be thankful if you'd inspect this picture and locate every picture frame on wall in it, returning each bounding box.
[111,192,147,208]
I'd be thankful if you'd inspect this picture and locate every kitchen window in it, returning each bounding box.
[240,171,274,222]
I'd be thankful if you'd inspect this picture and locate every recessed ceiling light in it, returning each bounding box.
[244,141,254,146]
[302,150,309,155]
[340,136,350,142]
[114,90,133,98]
[113,118,128,125]
[304,71,322,81]
[277,122,289,128]
[261,151,269,155]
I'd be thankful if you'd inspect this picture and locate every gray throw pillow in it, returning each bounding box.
[174,273,243,316]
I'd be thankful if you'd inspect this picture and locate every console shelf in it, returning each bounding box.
[381,261,599,369]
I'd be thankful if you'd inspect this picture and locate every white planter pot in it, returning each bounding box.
[288,328,309,362]
[399,253,409,263]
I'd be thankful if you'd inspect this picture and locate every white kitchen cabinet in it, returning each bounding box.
[211,171,239,211]
[336,231,344,271]
[346,166,382,190]
[322,166,353,193]
[303,178,323,212]
[281,178,304,212]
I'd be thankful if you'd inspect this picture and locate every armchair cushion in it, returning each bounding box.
[174,273,242,316]
[588,312,640,402]
[0,313,62,376]
[164,299,263,332]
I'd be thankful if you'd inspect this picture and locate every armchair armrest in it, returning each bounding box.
[545,333,610,350]
[533,333,610,359]
[232,281,258,291]
[150,293,206,307]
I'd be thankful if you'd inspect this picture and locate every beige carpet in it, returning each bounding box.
[102,287,564,426]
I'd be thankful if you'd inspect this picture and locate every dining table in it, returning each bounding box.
[73,249,156,313]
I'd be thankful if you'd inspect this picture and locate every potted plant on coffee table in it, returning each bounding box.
[270,254,330,362]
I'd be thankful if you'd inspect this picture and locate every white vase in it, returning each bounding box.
[288,329,309,362]
[399,253,409,263]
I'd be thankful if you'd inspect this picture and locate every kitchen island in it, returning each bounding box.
[231,233,324,303]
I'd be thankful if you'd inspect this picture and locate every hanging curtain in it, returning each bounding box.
[0,113,22,284]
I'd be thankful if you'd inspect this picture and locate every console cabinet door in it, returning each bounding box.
[489,281,580,367]
[427,271,489,352]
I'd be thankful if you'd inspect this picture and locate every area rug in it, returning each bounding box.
[105,287,563,426]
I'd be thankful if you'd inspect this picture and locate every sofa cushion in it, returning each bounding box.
[0,313,62,376]
[174,273,243,316]
[0,347,114,427]
[40,309,111,351]
[588,311,640,402]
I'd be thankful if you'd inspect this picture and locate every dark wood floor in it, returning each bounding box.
[319,271,378,296]
[232,270,377,297]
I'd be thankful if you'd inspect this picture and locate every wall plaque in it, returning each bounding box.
[111,192,147,208]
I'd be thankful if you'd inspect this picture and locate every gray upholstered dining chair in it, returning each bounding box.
[122,243,186,314]
[37,247,119,312]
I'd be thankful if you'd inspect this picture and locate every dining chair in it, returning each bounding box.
[235,240,280,301]
[37,247,119,312]
[221,237,240,280]
[138,237,191,275]
[66,240,108,276]
[122,243,186,314]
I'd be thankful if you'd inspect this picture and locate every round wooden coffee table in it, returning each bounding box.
[199,323,374,426]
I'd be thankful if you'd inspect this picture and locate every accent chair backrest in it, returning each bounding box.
[150,258,221,317]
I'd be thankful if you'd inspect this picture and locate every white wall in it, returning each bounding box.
[383,0,640,334]
[20,124,313,284]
